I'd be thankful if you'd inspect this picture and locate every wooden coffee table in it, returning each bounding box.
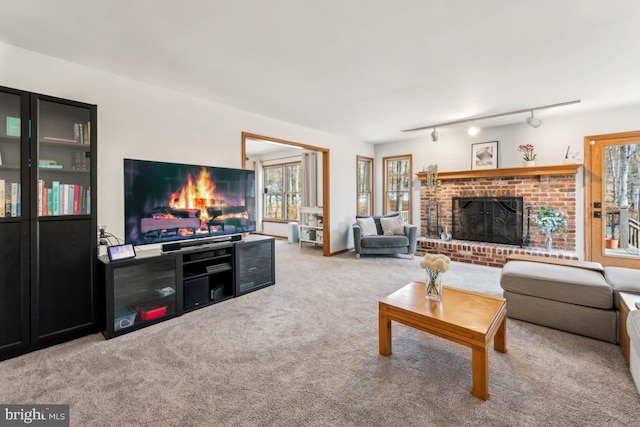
[379,281,507,400]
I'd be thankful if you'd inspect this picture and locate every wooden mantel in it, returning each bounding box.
[416,163,582,181]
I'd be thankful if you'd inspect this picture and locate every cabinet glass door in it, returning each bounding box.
[35,99,92,216]
[0,87,29,357]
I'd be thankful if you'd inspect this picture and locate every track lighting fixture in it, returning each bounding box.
[401,100,580,134]
[525,111,542,128]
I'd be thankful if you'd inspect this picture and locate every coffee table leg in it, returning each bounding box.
[379,311,392,356]
[494,315,507,353]
[471,345,489,400]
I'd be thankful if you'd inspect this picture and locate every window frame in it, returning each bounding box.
[262,161,301,223]
[356,155,374,216]
[382,154,412,223]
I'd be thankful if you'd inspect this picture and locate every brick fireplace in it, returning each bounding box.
[416,164,582,267]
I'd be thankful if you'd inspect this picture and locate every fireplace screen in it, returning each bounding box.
[452,197,524,245]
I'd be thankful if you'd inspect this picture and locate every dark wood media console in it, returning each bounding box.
[98,235,275,339]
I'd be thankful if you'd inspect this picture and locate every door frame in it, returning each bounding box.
[241,132,331,257]
[584,130,640,265]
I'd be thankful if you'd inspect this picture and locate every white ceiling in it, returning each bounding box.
[1,1,639,143]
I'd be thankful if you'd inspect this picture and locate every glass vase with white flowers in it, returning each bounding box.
[420,253,451,301]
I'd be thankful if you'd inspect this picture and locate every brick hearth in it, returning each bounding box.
[416,237,579,268]
[417,165,581,267]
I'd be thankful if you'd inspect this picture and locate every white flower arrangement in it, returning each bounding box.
[420,253,451,298]
[420,253,451,273]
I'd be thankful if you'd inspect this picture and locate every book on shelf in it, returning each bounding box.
[43,136,77,144]
[47,188,53,216]
[6,116,20,137]
[73,184,79,215]
[73,122,90,145]
[37,180,43,216]
[52,181,60,216]
[60,184,68,215]
[41,184,48,216]
[4,181,10,216]
[10,182,18,217]
[16,183,20,217]
[0,179,4,217]
[67,185,73,215]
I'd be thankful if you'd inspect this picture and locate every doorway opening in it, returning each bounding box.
[241,132,331,256]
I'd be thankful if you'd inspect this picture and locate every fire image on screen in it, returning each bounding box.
[124,159,256,246]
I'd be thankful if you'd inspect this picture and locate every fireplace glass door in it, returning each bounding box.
[452,197,524,245]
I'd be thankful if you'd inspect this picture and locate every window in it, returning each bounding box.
[264,162,301,221]
[357,156,374,216]
[383,155,412,222]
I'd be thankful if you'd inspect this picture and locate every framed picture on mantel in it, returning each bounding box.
[471,141,498,170]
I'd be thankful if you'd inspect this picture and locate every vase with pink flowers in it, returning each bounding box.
[518,144,537,166]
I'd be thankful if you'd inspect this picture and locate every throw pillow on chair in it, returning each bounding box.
[380,215,404,235]
[356,217,378,236]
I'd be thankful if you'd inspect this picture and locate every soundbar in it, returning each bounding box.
[161,234,242,252]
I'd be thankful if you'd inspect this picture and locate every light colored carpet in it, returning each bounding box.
[1,240,639,426]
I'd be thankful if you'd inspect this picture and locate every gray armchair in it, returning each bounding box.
[352,213,417,259]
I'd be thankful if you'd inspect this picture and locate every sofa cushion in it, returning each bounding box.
[500,260,613,309]
[380,215,404,235]
[356,217,378,236]
[605,266,640,308]
[360,235,409,248]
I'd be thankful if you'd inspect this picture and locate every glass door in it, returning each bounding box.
[35,98,92,217]
[0,87,29,356]
[31,94,97,343]
[585,131,640,268]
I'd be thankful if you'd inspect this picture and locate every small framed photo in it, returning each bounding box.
[471,141,498,170]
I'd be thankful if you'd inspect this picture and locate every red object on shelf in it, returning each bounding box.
[135,302,167,321]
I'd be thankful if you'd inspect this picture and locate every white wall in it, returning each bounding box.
[375,105,640,258]
[0,42,374,253]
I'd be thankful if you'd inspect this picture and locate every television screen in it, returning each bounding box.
[124,159,256,246]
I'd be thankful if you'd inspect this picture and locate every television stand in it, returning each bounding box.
[98,235,275,339]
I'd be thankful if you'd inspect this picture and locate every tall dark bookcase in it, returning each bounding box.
[0,85,97,361]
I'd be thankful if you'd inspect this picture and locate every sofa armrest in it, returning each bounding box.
[353,223,363,253]
[404,224,418,254]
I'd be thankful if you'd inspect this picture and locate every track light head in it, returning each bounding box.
[526,111,542,128]
[467,124,480,136]
[431,128,438,142]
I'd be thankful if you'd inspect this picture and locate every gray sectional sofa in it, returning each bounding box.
[500,255,640,393]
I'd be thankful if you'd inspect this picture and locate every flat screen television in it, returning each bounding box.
[124,158,256,246]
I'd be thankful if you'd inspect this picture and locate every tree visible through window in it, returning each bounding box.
[383,155,412,222]
[357,156,373,216]
[264,163,301,221]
